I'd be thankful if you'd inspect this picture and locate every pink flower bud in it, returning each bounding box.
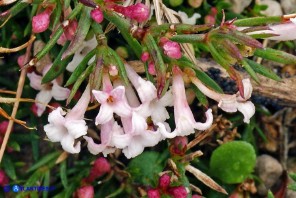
[147,189,161,198]
[75,185,94,198]
[163,40,182,59]
[91,8,104,24]
[0,121,9,135]
[86,157,111,182]
[168,186,188,198]
[17,55,26,68]
[148,62,156,75]
[141,52,150,62]
[158,174,171,190]
[32,8,51,33]
[113,3,149,22]
[0,170,9,187]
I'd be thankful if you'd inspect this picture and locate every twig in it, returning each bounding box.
[0,35,35,53]
[0,37,32,163]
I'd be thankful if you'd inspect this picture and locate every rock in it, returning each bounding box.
[287,190,296,198]
[281,0,296,14]
[255,155,283,195]
[224,0,252,13]
[257,0,283,16]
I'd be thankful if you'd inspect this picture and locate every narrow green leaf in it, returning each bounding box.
[2,154,17,180]
[233,16,281,26]
[254,48,296,65]
[192,85,209,107]
[60,161,68,188]
[62,6,92,60]
[7,140,21,152]
[207,42,231,70]
[195,69,224,93]
[67,63,95,104]
[27,152,60,172]
[254,124,267,142]
[241,59,260,83]
[103,11,142,58]
[170,34,206,43]
[289,173,296,182]
[25,169,46,186]
[43,170,50,198]
[0,1,28,24]
[245,59,281,81]
[42,42,71,83]
[288,183,296,191]
[65,48,96,86]
[52,0,62,29]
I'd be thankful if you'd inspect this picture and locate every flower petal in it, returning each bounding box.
[35,90,52,116]
[47,107,66,125]
[95,104,114,125]
[51,82,70,100]
[237,101,255,124]
[92,90,109,103]
[61,134,81,153]
[27,72,42,90]
[122,139,145,159]
[194,109,214,131]
[64,119,88,138]
[44,123,66,142]
[83,136,107,155]
[218,95,238,113]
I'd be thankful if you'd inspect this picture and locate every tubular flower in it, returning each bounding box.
[43,85,90,153]
[27,64,70,116]
[83,118,119,156]
[246,17,296,41]
[191,77,255,123]
[125,63,157,103]
[112,112,164,159]
[92,73,132,125]
[170,68,213,137]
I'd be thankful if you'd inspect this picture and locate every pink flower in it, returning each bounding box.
[57,20,78,45]
[191,77,255,123]
[148,61,156,75]
[32,8,51,33]
[92,73,132,125]
[43,85,90,153]
[246,17,296,41]
[91,8,104,23]
[83,119,119,156]
[27,64,70,116]
[166,67,213,138]
[112,112,164,159]
[163,40,182,59]
[125,63,157,103]
[75,185,94,198]
[159,174,171,189]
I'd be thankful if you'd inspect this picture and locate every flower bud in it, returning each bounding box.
[0,169,9,187]
[85,157,111,182]
[147,189,161,198]
[158,174,171,190]
[91,8,104,24]
[162,40,182,59]
[0,121,9,135]
[32,8,51,33]
[75,185,94,198]
[170,136,188,155]
[113,3,149,22]
[141,52,150,62]
[168,186,188,198]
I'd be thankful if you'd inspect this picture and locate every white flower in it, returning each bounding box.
[191,77,255,123]
[27,64,69,116]
[44,85,90,153]
[177,11,201,25]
